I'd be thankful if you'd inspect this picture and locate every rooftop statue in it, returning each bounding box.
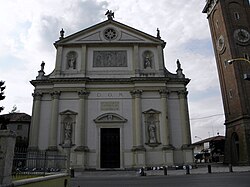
[105,10,114,20]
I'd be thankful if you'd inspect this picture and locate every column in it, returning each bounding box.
[48,91,60,151]
[130,90,144,150]
[159,89,170,146]
[75,90,89,151]
[29,92,42,150]
[178,90,191,146]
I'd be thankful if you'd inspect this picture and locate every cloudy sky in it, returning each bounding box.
[0,0,225,142]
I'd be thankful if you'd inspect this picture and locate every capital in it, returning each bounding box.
[78,90,90,99]
[178,90,188,99]
[32,92,42,101]
[130,89,143,98]
[159,89,169,98]
[51,91,61,99]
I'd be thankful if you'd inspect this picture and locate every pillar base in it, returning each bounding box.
[162,145,174,166]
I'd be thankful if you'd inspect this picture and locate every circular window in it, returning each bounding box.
[104,28,117,40]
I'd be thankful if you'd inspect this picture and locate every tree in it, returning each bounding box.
[0,80,6,113]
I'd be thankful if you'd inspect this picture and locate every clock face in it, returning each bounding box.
[234,29,250,43]
[216,35,225,51]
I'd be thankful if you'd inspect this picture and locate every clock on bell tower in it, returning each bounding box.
[203,0,250,165]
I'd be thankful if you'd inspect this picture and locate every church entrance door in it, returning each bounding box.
[100,128,120,168]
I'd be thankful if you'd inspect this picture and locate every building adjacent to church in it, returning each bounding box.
[29,14,193,169]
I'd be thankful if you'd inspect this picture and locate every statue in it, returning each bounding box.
[105,10,114,20]
[157,28,161,39]
[66,51,77,69]
[143,51,153,69]
[64,121,72,146]
[59,28,64,40]
[41,61,45,71]
[148,121,157,143]
[176,59,182,70]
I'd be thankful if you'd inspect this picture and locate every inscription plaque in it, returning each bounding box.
[101,101,119,111]
[93,51,127,67]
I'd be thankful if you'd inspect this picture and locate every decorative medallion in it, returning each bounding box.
[104,28,117,40]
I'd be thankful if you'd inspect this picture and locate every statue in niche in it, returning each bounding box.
[64,121,72,146]
[143,51,153,69]
[66,51,77,69]
[148,116,157,143]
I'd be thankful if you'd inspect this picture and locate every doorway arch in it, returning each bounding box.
[231,132,239,164]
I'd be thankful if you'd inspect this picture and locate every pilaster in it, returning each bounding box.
[55,46,63,75]
[48,91,60,151]
[130,90,143,149]
[29,91,42,150]
[80,45,87,75]
[133,45,140,76]
[159,89,170,146]
[178,90,191,146]
[75,90,89,152]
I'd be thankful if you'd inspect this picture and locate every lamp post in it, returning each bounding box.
[225,58,250,80]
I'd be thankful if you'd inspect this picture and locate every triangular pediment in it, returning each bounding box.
[143,108,161,114]
[55,19,165,46]
[94,113,127,123]
[60,110,78,115]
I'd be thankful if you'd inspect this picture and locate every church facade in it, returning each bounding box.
[29,14,193,169]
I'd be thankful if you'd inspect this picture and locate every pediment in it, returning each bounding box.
[94,113,127,123]
[143,108,161,114]
[55,20,165,46]
[60,110,78,115]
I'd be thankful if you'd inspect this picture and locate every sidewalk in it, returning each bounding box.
[73,164,250,178]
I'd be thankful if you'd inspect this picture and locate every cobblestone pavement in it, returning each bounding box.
[73,164,250,178]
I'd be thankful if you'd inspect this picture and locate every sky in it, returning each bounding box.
[0,0,225,142]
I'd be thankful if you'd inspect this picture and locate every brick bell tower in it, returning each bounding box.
[203,0,250,165]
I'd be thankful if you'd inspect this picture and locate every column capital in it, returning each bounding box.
[178,90,188,99]
[130,89,143,98]
[159,89,169,98]
[51,91,61,99]
[78,90,90,99]
[32,92,42,101]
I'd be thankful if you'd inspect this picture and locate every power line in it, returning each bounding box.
[190,113,224,120]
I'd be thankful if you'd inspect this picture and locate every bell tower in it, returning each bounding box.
[203,0,250,165]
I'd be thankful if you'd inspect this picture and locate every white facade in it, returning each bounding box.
[29,17,193,169]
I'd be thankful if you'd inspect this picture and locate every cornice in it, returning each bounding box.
[30,76,190,87]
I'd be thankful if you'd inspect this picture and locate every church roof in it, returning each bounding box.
[0,113,31,123]
[54,19,166,48]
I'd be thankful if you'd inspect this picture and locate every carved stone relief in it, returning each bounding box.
[66,51,78,69]
[93,51,127,67]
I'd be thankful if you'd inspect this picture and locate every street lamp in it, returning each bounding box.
[224,58,250,80]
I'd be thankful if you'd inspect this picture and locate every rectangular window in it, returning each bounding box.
[17,125,22,130]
